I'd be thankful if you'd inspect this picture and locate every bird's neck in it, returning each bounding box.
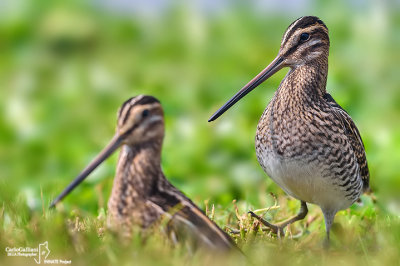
[279,57,328,104]
[109,140,163,207]
[125,140,163,171]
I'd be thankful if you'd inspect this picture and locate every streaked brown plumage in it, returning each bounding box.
[209,16,370,241]
[50,95,236,252]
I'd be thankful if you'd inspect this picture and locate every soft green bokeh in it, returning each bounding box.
[1,0,399,265]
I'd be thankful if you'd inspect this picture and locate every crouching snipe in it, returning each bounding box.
[51,95,236,252]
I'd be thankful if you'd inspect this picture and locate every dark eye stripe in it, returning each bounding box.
[309,42,324,51]
[121,122,140,137]
[300,42,325,57]
[282,27,329,58]
[282,43,300,58]
[283,38,326,58]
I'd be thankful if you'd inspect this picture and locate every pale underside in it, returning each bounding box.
[257,148,357,213]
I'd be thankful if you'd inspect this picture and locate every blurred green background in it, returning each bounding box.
[1,0,399,218]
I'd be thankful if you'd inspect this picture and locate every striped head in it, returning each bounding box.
[49,95,164,208]
[117,95,164,145]
[209,16,330,122]
[280,16,329,66]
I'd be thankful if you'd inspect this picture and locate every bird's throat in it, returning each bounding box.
[280,57,329,104]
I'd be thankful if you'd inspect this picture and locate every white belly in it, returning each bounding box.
[257,148,353,212]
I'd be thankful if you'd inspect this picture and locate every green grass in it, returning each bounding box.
[1,186,399,265]
[1,0,400,265]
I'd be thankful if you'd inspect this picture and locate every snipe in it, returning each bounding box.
[50,95,236,252]
[209,16,370,242]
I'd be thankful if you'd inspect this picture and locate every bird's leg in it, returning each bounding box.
[249,201,308,237]
[322,209,336,249]
[323,230,330,249]
[276,201,308,228]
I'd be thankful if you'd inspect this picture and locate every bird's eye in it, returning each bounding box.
[300,33,310,41]
[142,109,150,118]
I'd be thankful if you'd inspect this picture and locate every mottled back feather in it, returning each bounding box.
[324,93,370,191]
[146,173,235,251]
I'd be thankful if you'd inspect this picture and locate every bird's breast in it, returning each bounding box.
[254,100,360,211]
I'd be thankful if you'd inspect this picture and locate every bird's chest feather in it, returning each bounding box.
[256,96,334,159]
[254,98,350,207]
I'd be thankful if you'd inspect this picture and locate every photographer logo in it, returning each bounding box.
[5,241,71,264]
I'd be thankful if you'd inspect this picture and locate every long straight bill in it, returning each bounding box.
[49,134,123,209]
[208,56,284,122]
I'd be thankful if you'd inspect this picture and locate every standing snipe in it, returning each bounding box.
[50,95,236,252]
[209,16,370,241]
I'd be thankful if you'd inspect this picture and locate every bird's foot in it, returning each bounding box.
[248,201,308,238]
[248,211,285,237]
